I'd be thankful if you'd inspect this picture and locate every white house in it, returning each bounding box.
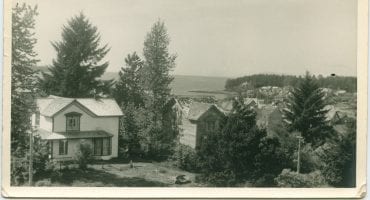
[32,95,123,161]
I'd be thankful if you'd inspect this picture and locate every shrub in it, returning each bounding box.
[10,157,28,186]
[172,144,199,172]
[200,170,237,187]
[75,140,94,170]
[275,169,327,187]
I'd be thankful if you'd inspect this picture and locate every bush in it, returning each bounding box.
[172,144,199,172]
[11,157,28,186]
[198,170,237,187]
[75,140,94,170]
[11,136,49,186]
[275,169,327,187]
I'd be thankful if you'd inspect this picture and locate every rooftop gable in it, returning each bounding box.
[38,96,123,117]
[197,105,227,122]
[187,102,213,121]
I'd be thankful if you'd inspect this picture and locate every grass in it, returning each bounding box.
[37,161,201,187]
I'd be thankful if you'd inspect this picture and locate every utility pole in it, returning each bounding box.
[28,129,33,186]
[296,135,303,174]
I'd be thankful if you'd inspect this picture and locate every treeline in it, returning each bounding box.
[225,74,357,93]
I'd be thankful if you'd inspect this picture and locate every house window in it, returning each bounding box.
[93,138,111,156]
[65,112,81,131]
[59,140,68,155]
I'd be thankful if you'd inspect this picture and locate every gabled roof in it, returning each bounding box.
[244,98,258,106]
[187,101,228,122]
[187,102,213,121]
[197,105,227,121]
[37,95,123,117]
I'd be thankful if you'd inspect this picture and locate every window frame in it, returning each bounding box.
[93,137,112,156]
[65,112,82,132]
[58,140,68,155]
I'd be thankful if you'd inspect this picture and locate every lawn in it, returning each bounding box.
[37,161,202,187]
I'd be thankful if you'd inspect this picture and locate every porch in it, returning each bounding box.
[36,128,114,160]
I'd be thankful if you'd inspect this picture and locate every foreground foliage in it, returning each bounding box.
[275,169,327,187]
[196,98,289,186]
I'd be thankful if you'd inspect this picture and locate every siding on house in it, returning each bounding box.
[34,96,122,160]
[39,115,53,131]
[194,106,225,148]
[52,104,119,159]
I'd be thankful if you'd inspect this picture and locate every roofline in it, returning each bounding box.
[45,135,113,140]
[52,100,97,117]
[197,105,226,121]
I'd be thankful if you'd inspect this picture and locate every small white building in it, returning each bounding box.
[32,95,123,161]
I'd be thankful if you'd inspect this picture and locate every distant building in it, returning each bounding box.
[324,105,348,125]
[244,98,258,109]
[188,104,226,148]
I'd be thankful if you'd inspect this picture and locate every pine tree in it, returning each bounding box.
[141,20,177,159]
[284,72,333,147]
[11,3,39,156]
[142,20,176,112]
[40,12,112,98]
[114,52,145,107]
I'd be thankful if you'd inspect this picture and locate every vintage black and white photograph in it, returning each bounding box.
[2,0,368,198]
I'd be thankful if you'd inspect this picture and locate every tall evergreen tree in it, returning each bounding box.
[11,3,39,156]
[40,13,112,98]
[140,20,177,159]
[114,52,145,107]
[142,20,176,112]
[283,72,333,147]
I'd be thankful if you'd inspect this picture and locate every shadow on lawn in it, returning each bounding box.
[53,168,168,187]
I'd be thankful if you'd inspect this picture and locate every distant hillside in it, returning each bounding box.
[225,74,357,93]
[35,66,229,98]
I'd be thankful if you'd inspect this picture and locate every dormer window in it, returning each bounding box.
[65,112,82,131]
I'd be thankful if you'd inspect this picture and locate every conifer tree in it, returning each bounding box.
[141,20,177,159]
[40,13,112,98]
[11,3,39,156]
[284,72,333,147]
[114,52,145,107]
[142,20,176,112]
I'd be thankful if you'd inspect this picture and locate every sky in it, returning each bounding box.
[14,0,357,77]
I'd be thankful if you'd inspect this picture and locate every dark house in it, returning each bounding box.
[187,103,226,148]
